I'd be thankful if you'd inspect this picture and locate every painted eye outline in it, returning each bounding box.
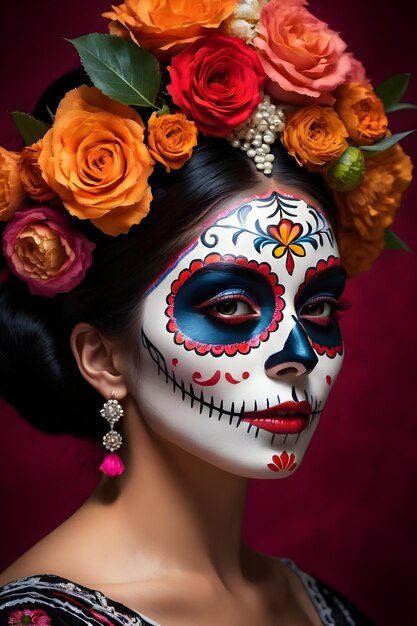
[298,295,341,327]
[194,289,261,325]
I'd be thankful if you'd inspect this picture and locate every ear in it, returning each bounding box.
[70,323,128,401]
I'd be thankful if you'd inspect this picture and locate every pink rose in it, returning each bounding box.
[167,34,266,137]
[2,206,95,297]
[253,0,353,105]
[345,54,370,84]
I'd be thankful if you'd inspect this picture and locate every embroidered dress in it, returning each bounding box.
[0,564,374,626]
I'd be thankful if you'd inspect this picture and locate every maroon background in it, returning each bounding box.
[1,2,416,624]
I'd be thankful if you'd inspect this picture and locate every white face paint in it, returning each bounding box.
[132,191,346,478]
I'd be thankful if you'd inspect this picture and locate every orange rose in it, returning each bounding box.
[335,83,388,145]
[147,112,198,172]
[282,105,348,170]
[38,86,154,236]
[0,147,27,221]
[102,0,237,61]
[335,143,413,240]
[337,227,384,277]
[18,140,57,202]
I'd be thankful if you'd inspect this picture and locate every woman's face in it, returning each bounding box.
[131,190,346,478]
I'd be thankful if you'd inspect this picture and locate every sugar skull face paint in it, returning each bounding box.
[132,191,347,478]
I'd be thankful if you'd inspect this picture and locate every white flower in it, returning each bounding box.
[223,0,269,41]
[234,0,268,20]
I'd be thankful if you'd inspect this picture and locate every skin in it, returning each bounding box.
[0,180,347,626]
[134,190,345,478]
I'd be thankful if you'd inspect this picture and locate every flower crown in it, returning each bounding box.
[0,0,414,297]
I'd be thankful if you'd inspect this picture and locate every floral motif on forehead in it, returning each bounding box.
[200,192,334,275]
[0,0,414,297]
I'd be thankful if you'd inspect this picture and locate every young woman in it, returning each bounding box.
[0,1,413,624]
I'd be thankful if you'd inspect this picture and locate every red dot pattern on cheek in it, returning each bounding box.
[192,370,222,386]
[326,375,332,385]
[190,371,251,386]
[172,358,178,366]
[224,371,251,384]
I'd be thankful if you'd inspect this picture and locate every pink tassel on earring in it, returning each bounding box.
[100,452,125,477]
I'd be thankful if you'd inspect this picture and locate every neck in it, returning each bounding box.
[91,395,249,581]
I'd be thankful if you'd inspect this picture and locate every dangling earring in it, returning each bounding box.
[99,392,125,477]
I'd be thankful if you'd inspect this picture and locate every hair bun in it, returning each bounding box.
[0,281,102,437]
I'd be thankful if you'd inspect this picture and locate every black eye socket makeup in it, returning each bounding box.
[173,264,277,345]
[295,265,348,349]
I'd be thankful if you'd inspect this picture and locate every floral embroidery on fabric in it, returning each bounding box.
[8,608,51,626]
[1,577,146,626]
[0,571,365,626]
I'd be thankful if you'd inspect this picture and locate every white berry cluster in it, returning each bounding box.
[227,95,286,175]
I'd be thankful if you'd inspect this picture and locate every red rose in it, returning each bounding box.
[167,34,266,137]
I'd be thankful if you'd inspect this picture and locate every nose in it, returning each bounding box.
[264,316,318,379]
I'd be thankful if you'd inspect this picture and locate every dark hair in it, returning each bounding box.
[0,70,334,439]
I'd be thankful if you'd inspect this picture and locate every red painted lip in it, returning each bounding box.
[241,401,312,434]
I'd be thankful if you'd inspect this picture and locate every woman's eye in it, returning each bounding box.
[299,299,336,325]
[195,290,260,324]
[214,300,251,316]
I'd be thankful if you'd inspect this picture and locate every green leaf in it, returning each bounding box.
[360,130,415,152]
[67,33,160,108]
[384,102,417,113]
[11,112,50,145]
[375,73,411,109]
[384,229,412,252]
[156,104,170,117]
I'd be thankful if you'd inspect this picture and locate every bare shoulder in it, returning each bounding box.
[0,505,104,587]
[0,526,72,587]
[0,545,50,587]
